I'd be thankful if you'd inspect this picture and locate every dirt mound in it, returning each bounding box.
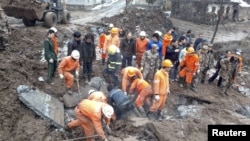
[99,8,173,36]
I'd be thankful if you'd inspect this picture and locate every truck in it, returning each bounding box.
[1,0,70,28]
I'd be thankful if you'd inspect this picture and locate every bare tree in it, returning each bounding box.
[211,0,223,43]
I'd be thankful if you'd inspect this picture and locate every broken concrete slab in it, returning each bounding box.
[17,85,64,128]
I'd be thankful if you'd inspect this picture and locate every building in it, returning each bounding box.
[65,0,104,10]
[171,0,250,24]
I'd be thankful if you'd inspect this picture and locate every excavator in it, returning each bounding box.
[1,0,70,28]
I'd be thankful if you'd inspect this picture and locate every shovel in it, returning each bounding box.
[76,78,81,95]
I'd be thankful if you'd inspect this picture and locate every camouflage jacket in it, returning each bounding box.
[141,50,159,71]
[0,19,10,35]
[197,50,214,71]
[219,58,233,79]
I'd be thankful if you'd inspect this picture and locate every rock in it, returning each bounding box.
[38,76,45,82]
[238,86,245,92]
[17,85,30,94]
[240,82,246,86]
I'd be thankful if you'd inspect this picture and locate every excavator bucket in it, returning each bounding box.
[2,0,48,20]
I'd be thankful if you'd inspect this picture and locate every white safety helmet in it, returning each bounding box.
[88,89,96,95]
[109,23,114,28]
[139,31,146,37]
[71,50,80,59]
[154,30,162,37]
[50,27,58,33]
[102,105,114,119]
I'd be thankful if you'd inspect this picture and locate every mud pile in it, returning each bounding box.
[99,8,173,36]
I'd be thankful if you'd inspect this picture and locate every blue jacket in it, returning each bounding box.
[147,40,162,59]
[107,89,129,108]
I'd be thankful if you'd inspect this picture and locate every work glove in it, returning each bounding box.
[132,55,136,60]
[154,94,160,101]
[124,91,127,96]
[197,69,200,73]
[140,67,143,72]
[49,59,53,63]
[161,56,165,61]
[59,74,64,79]
[75,71,79,78]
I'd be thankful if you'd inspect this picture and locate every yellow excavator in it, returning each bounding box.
[2,0,70,27]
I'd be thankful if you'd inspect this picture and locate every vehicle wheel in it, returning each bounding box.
[61,10,70,24]
[44,12,57,28]
[22,18,36,27]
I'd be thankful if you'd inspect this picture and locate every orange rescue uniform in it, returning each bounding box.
[150,69,170,112]
[58,56,80,88]
[88,91,108,103]
[135,37,149,68]
[51,36,58,55]
[68,99,110,141]
[103,34,120,55]
[99,33,107,60]
[162,33,173,58]
[121,66,143,92]
[179,54,199,84]
[129,78,153,108]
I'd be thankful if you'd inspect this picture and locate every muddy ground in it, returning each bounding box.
[1,5,250,141]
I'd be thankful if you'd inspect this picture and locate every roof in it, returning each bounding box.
[231,0,250,7]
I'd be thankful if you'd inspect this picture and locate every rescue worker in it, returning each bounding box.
[58,50,80,94]
[81,33,96,83]
[194,44,214,85]
[135,25,141,38]
[103,27,120,58]
[147,33,163,61]
[219,55,237,96]
[0,8,10,50]
[184,30,192,46]
[67,99,113,141]
[128,78,153,116]
[44,29,57,84]
[234,49,243,74]
[162,28,174,60]
[165,39,180,81]
[88,89,107,103]
[147,59,173,121]
[135,31,149,69]
[141,44,159,84]
[121,66,143,95]
[50,27,59,55]
[208,50,232,86]
[107,84,134,120]
[67,31,82,56]
[102,45,122,87]
[120,31,136,69]
[98,28,107,65]
[177,36,186,53]
[179,47,199,91]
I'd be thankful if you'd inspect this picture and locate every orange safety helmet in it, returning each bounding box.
[110,27,119,34]
[187,47,195,54]
[162,59,173,67]
[127,68,136,77]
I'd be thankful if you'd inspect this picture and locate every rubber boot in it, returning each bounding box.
[102,59,105,65]
[179,77,184,88]
[138,107,146,117]
[147,111,157,120]
[157,110,163,121]
[133,107,142,117]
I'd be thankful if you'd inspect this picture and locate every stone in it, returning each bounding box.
[18,86,65,128]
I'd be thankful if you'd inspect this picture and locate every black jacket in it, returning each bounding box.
[120,38,136,57]
[67,39,81,56]
[81,41,96,62]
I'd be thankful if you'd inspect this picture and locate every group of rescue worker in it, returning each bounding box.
[43,24,243,141]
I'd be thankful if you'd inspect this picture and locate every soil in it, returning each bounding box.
[1,2,250,141]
